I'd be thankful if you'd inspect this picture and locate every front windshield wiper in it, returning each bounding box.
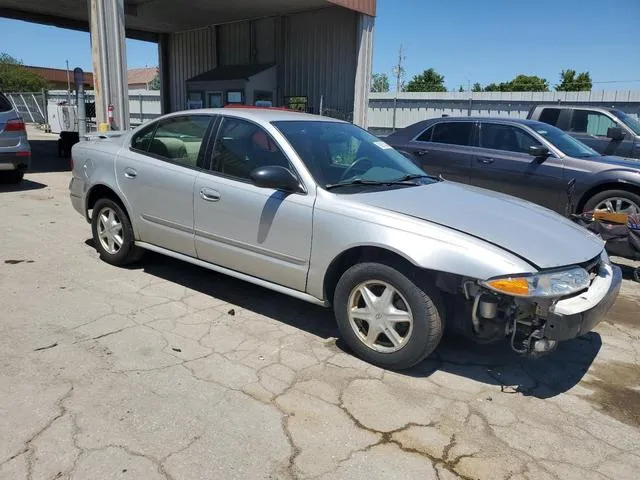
[325,178,421,190]
[395,173,441,182]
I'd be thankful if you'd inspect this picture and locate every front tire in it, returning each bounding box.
[91,198,143,266]
[583,189,640,215]
[333,262,443,370]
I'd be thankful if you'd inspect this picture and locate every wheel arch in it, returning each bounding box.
[322,245,432,306]
[85,184,131,223]
[576,181,640,213]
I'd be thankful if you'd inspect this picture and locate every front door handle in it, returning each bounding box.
[124,167,137,179]
[477,157,494,165]
[200,188,221,202]
[416,149,429,156]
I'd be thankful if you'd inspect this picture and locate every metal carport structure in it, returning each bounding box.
[0,0,375,129]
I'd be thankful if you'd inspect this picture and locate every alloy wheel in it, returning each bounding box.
[595,197,640,215]
[97,206,124,254]
[347,280,414,353]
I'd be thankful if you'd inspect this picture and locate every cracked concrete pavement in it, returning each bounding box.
[2,143,640,479]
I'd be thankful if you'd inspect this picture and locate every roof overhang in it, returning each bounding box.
[0,0,375,41]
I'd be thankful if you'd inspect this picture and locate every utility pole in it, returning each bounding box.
[66,60,71,105]
[391,44,405,133]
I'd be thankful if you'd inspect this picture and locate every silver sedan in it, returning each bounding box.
[69,108,621,369]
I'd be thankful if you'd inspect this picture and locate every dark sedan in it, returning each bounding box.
[385,117,640,215]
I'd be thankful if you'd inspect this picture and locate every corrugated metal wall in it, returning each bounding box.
[218,22,251,65]
[255,17,276,64]
[283,7,358,116]
[166,7,360,115]
[168,27,216,111]
[368,91,640,130]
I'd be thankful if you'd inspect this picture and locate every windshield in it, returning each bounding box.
[272,120,432,190]
[532,123,600,158]
[613,110,640,135]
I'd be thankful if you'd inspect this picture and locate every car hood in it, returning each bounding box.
[348,181,604,270]
[585,154,640,169]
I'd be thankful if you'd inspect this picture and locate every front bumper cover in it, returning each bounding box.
[544,262,622,341]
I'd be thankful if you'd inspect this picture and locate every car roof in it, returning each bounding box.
[533,104,615,112]
[166,107,345,124]
[421,116,548,127]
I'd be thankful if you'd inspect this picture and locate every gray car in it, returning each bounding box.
[528,105,640,159]
[0,92,31,183]
[386,117,640,215]
[69,108,621,369]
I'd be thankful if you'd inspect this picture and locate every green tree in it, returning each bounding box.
[148,73,160,90]
[472,82,483,92]
[556,69,592,91]
[404,68,446,92]
[370,72,390,93]
[507,74,549,92]
[484,82,502,92]
[0,53,47,92]
[483,75,549,92]
[458,85,464,92]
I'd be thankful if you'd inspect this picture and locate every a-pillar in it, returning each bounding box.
[88,0,129,131]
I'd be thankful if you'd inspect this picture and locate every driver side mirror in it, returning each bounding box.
[250,166,301,192]
[607,126,626,141]
[529,145,550,158]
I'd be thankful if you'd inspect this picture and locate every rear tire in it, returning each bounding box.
[583,189,640,215]
[333,262,443,370]
[91,198,144,266]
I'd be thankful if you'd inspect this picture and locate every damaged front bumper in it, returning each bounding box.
[544,262,622,341]
[464,256,622,355]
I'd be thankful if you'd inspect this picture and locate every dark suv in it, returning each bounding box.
[385,117,640,215]
[527,105,640,159]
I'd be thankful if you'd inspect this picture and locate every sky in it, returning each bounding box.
[0,0,639,90]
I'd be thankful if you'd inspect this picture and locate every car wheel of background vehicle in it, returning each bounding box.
[583,189,640,215]
[91,198,143,266]
[333,262,443,370]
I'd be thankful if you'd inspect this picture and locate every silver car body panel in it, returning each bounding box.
[0,97,31,170]
[345,181,604,269]
[70,108,606,305]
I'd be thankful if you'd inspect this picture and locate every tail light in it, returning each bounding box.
[5,119,26,132]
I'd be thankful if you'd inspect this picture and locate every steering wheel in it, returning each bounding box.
[340,157,373,182]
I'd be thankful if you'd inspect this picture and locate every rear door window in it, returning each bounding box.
[141,115,212,168]
[538,108,561,126]
[430,122,474,146]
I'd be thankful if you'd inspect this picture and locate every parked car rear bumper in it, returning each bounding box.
[0,152,30,172]
[544,262,622,341]
[69,177,85,218]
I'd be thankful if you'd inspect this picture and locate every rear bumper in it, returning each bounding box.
[69,177,86,219]
[544,262,622,341]
[0,152,30,172]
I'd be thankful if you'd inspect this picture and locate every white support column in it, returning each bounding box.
[89,0,129,131]
[352,13,374,128]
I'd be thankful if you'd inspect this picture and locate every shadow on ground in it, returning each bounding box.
[0,177,47,192]
[613,260,640,282]
[86,242,600,399]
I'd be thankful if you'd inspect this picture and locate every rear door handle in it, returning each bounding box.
[416,150,428,156]
[477,157,494,165]
[200,188,220,202]
[124,167,137,179]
